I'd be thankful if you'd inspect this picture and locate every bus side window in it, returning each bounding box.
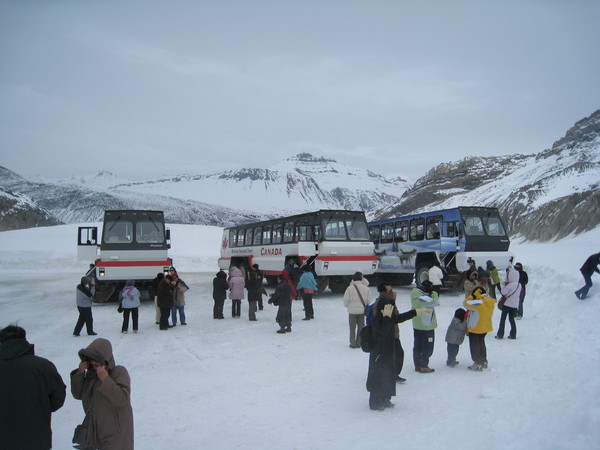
[381,223,394,244]
[272,223,283,244]
[369,225,381,243]
[229,230,237,247]
[410,218,425,241]
[262,226,272,244]
[283,221,295,243]
[426,215,442,240]
[253,227,262,245]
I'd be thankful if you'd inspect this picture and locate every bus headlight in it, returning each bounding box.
[99,268,105,277]
[372,261,378,270]
[323,262,329,270]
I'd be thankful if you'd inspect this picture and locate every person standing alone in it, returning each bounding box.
[575,252,600,300]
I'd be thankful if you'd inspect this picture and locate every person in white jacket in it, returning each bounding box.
[495,266,521,339]
[343,272,372,348]
[428,262,444,295]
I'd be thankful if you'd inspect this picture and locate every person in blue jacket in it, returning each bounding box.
[297,265,317,320]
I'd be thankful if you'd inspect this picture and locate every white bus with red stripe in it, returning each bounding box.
[77,210,172,302]
[218,210,378,293]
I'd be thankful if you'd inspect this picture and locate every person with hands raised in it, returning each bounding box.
[365,298,431,411]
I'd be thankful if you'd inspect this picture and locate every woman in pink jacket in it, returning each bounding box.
[495,266,522,340]
[228,267,245,318]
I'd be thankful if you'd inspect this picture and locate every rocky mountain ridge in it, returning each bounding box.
[378,110,600,240]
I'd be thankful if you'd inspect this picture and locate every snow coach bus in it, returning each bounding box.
[77,210,172,302]
[218,210,378,293]
[367,206,514,288]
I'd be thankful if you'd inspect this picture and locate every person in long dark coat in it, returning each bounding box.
[366,300,429,410]
[0,325,66,450]
[269,273,292,333]
[246,270,263,321]
[212,270,229,319]
[157,274,174,330]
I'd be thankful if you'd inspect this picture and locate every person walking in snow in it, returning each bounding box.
[120,280,141,334]
[464,287,496,371]
[228,267,245,318]
[343,272,372,348]
[495,265,521,340]
[410,280,439,373]
[269,273,293,333]
[297,265,317,320]
[73,276,98,336]
[445,308,468,367]
[71,338,134,449]
[213,270,228,319]
[513,262,528,319]
[575,252,600,300]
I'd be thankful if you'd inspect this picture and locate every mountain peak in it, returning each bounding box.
[287,153,337,164]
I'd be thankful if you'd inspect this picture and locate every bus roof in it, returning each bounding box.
[369,206,501,226]
[224,209,367,230]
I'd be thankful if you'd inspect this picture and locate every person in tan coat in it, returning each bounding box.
[71,338,134,449]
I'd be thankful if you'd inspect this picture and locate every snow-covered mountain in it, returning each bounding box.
[0,187,60,230]
[377,109,600,240]
[107,153,408,214]
[0,154,409,228]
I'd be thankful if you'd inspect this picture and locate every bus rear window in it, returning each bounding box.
[483,217,506,236]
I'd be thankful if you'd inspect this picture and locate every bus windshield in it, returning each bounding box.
[322,215,370,241]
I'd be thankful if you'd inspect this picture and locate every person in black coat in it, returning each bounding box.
[0,325,66,450]
[246,270,263,321]
[269,273,292,333]
[575,252,600,300]
[366,300,430,411]
[157,275,174,330]
[213,270,229,319]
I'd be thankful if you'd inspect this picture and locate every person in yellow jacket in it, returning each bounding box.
[463,287,496,371]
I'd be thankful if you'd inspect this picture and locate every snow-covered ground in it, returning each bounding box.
[0,223,599,449]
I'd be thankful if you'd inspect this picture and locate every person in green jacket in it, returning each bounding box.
[486,260,501,299]
[410,280,439,373]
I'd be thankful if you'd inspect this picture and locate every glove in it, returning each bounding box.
[382,304,394,318]
[415,308,432,316]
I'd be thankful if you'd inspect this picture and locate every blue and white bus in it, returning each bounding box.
[367,206,514,288]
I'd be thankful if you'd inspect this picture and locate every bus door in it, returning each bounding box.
[77,226,98,261]
[440,221,462,264]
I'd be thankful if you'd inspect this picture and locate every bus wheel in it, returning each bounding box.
[328,276,350,294]
[415,266,430,288]
[392,273,414,286]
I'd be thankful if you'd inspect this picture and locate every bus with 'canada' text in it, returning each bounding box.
[218,210,378,293]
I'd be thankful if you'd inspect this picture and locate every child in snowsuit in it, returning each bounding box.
[464,287,496,371]
[445,308,467,367]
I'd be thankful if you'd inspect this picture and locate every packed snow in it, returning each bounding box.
[0,223,599,449]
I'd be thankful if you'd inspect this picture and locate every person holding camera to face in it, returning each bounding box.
[71,338,134,449]
[73,276,97,336]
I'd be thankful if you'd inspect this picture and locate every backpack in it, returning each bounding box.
[365,303,376,325]
[359,324,372,352]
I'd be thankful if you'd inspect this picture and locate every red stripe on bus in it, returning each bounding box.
[315,256,378,261]
[97,259,172,267]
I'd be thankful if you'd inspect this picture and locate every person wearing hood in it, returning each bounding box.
[120,280,141,334]
[74,276,98,336]
[0,325,66,450]
[213,270,229,319]
[343,272,372,348]
[410,280,439,373]
[513,262,528,319]
[495,265,522,340]
[228,267,246,318]
[71,338,134,450]
[445,308,468,367]
[169,267,190,326]
[464,287,496,371]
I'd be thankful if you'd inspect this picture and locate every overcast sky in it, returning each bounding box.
[1,0,598,181]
